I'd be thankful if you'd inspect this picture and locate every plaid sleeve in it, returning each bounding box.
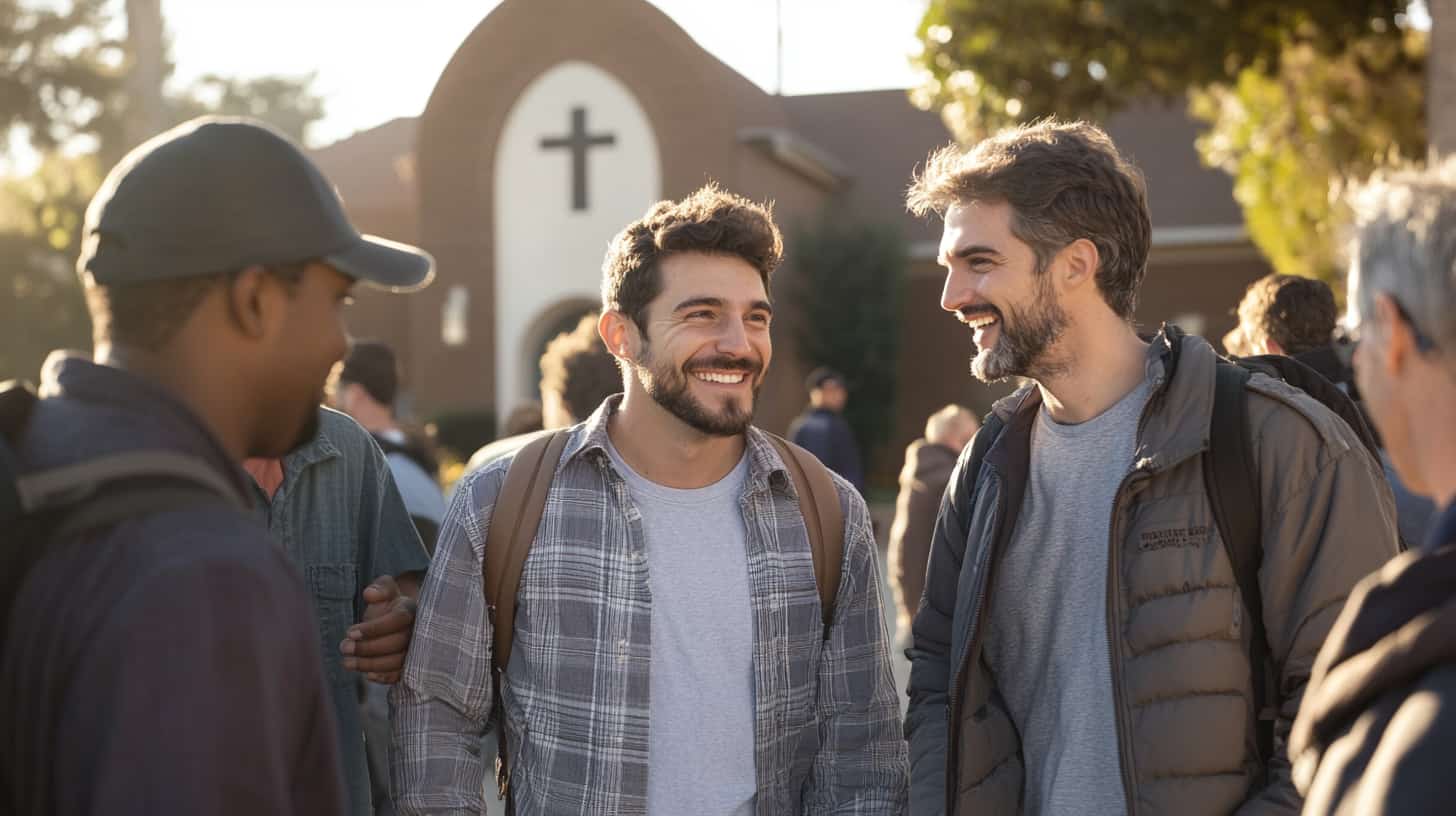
[806,480,910,814]
[389,465,503,815]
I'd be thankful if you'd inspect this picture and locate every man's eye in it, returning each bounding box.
[687,310,714,320]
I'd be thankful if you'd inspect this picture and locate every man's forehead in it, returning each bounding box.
[657,254,768,301]
[938,200,1008,256]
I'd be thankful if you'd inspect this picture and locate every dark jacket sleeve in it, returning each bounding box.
[58,547,347,815]
[905,444,977,816]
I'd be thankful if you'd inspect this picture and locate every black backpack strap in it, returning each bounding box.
[1206,362,1276,772]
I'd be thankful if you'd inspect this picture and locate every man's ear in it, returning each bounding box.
[1373,292,1414,377]
[1057,238,1100,291]
[223,265,273,340]
[599,310,639,363]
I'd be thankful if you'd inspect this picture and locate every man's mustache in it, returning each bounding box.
[686,355,762,375]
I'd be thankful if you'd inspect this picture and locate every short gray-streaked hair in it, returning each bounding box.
[1348,160,1456,367]
[924,403,977,446]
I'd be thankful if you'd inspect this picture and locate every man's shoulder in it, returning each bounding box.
[1242,372,1373,467]
[315,405,379,456]
[464,428,556,476]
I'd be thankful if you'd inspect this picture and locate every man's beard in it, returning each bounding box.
[968,276,1071,383]
[637,350,762,437]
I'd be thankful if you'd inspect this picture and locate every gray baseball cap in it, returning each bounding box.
[78,116,434,291]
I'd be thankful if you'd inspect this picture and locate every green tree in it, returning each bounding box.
[0,0,122,156]
[782,217,905,479]
[0,1,326,381]
[1190,33,1425,280]
[912,0,1425,284]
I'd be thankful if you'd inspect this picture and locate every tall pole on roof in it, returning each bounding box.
[775,0,784,95]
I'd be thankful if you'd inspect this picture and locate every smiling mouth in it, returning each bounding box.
[962,314,997,330]
[693,370,748,385]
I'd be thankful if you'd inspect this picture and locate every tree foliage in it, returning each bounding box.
[781,217,905,477]
[1191,32,1425,281]
[914,0,1413,141]
[0,2,326,381]
[912,0,1427,285]
[0,0,122,154]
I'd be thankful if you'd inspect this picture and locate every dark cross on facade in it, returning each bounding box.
[539,106,616,211]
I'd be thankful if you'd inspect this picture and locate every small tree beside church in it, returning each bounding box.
[782,217,906,485]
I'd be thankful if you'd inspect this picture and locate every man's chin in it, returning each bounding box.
[971,350,1016,384]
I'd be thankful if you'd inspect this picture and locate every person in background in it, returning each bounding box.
[887,404,979,645]
[242,405,431,816]
[1232,272,1435,542]
[331,340,446,546]
[501,402,544,437]
[465,311,621,474]
[1290,161,1456,816]
[788,367,865,495]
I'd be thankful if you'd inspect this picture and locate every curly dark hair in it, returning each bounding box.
[539,312,621,422]
[907,119,1151,320]
[600,183,783,335]
[1236,273,1337,357]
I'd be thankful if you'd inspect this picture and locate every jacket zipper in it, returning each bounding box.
[1106,467,1148,816]
[944,475,1007,816]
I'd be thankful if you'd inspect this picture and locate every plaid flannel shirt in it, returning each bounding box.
[391,398,907,815]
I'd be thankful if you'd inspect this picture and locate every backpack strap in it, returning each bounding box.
[1206,362,1276,772]
[480,428,568,808]
[765,433,844,639]
[14,451,240,514]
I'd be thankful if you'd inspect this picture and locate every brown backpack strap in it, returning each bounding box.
[480,429,568,808]
[766,433,844,636]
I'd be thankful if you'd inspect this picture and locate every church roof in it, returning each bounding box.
[313,92,1247,252]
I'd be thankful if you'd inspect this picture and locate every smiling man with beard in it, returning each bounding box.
[392,184,907,815]
[901,121,1400,816]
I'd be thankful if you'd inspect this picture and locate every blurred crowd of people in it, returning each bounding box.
[3,112,1455,816]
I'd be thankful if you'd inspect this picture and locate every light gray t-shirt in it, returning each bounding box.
[984,380,1151,816]
[605,440,756,816]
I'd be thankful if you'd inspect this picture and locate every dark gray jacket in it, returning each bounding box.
[0,354,345,815]
[1291,502,1456,815]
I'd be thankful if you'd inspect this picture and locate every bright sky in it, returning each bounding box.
[161,0,930,148]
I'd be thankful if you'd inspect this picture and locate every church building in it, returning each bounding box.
[313,0,1271,476]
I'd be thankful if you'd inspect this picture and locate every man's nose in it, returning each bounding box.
[941,268,975,315]
[716,316,752,354]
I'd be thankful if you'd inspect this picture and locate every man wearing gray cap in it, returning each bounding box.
[0,116,433,815]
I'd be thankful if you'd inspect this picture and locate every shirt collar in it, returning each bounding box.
[280,408,342,477]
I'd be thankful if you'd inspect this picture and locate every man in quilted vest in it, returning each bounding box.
[902,119,1400,816]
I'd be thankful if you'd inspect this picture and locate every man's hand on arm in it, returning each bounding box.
[341,572,422,683]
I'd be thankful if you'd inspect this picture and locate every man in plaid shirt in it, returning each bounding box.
[391,185,907,815]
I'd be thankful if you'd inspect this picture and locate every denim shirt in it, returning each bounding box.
[251,407,430,816]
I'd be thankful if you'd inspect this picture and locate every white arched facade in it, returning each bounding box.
[492,60,662,422]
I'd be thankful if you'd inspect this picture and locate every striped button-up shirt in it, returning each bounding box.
[391,398,907,815]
